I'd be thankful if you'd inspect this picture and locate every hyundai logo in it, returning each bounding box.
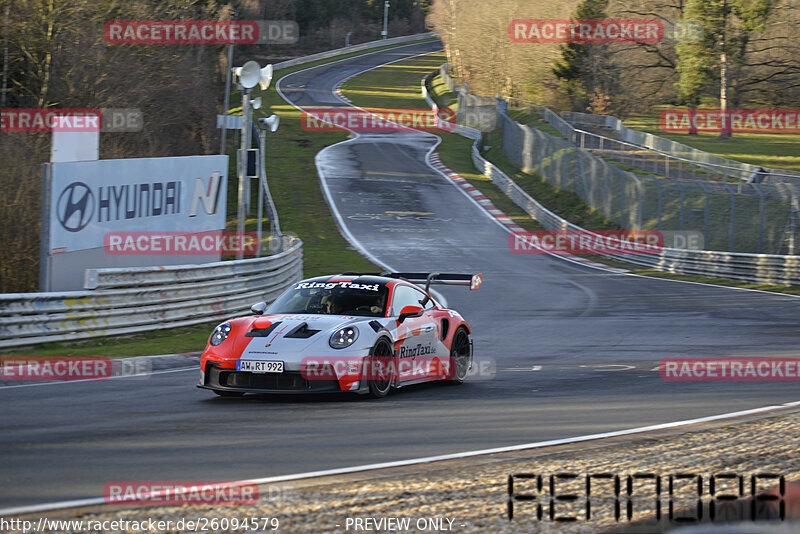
[56,182,94,232]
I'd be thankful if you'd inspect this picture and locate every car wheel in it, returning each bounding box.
[367,337,394,398]
[448,327,471,384]
[214,390,245,397]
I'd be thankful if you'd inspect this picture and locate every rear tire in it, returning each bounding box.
[447,327,471,384]
[367,337,395,398]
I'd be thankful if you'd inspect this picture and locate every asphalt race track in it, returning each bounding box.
[2,40,799,509]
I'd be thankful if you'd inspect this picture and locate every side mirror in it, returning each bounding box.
[398,305,424,323]
[250,301,267,315]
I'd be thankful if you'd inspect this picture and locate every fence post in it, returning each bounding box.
[752,184,765,254]
[694,181,710,250]
[675,181,686,232]
[653,176,663,230]
[628,173,643,229]
[722,183,736,252]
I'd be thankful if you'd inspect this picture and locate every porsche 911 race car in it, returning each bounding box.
[197,272,482,398]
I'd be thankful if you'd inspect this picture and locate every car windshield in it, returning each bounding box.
[266,281,389,317]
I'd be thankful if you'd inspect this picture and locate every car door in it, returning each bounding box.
[390,284,438,382]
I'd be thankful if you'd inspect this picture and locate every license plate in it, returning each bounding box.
[237,360,284,373]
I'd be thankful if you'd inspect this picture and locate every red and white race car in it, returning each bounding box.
[198,272,482,398]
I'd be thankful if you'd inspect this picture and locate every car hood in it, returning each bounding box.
[236,313,386,362]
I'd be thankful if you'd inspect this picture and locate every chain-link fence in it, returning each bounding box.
[561,111,800,184]
[499,109,800,254]
[440,64,497,131]
[439,65,800,254]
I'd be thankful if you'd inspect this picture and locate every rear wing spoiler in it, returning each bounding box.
[383,272,483,292]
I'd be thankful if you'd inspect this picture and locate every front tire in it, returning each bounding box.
[367,337,395,398]
[447,327,471,384]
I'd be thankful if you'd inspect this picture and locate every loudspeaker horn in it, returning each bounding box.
[259,114,280,132]
[235,61,261,89]
[259,64,274,91]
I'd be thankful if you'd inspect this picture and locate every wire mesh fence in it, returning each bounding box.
[437,63,800,255]
[561,110,800,184]
[497,110,800,254]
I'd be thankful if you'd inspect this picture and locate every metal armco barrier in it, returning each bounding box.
[273,33,435,71]
[559,110,800,184]
[0,239,303,348]
[424,71,800,286]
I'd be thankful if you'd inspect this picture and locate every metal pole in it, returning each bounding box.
[654,177,663,231]
[382,1,389,39]
[730,189,736,252]
[256,128,264,257]
[721,183,736,252]
[695,181,710,249]
[219,44,234,155]
[1,2,10,108]
[753,184,764,253]
[236,87,251,260]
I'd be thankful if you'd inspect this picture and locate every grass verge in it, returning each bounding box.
[622,114,800,172]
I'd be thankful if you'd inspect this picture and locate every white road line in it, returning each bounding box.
[3,400,798,517]
[0,367,196,389]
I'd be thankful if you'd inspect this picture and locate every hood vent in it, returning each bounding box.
[246,322,281,337]
[284,322,321,339]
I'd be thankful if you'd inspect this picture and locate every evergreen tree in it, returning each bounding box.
[551,0,609,110]
[675,0,773,137]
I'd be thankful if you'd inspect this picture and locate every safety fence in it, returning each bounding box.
[507,99,800,185]
[560,111,800,184]
[0,237,303,348]
[438,64,800,255]
[426,70,800,284]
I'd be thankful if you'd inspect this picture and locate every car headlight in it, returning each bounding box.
[329,326,358,349]
[210,322,232,346]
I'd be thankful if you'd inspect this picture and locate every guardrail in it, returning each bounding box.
[0,238,303,348]
[423,73,800,285]
[560,110,800,184]
[273,33,436,71]
[506,98,800,185]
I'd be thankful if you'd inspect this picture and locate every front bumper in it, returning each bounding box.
[198,363,345,394]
